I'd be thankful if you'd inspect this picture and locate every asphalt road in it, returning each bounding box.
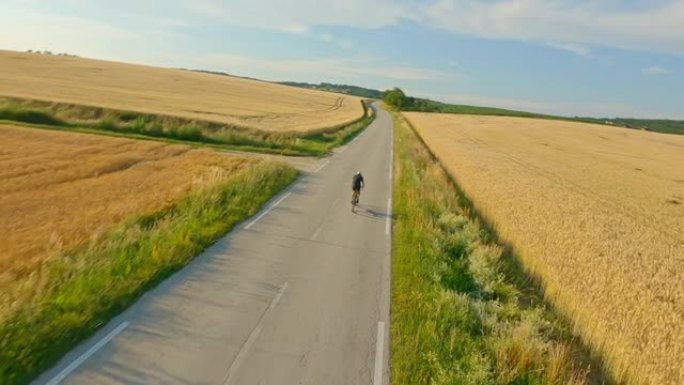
[33,104,394,385]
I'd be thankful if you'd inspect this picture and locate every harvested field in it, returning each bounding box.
[0,50,363,133]
[403,112,684,385]
[0,124,254,287]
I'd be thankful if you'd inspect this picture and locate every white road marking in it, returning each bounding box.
[310,227,322,241]
[389,142,394,181]
[244,193,291,230]
[373,321,386,385]
[46,321,130,385]
[314,159,330,173]
[223,282,288,385]
[385,198,392,235]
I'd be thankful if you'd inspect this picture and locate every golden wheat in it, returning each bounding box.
[403,112,684,385]
[0,124,255,283]
[0,50,363,132]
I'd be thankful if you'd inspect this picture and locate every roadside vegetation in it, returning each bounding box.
[390,112,612,385]
[0,97,374,156]
[1,162,296,384]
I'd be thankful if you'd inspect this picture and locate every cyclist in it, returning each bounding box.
[352,171,365,205]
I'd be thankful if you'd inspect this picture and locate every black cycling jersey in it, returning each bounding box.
[352,173,364,190]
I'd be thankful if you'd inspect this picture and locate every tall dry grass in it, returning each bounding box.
[0,125,297,383]
[391,112,605,385]
[404,112,684,385]
[0,124,298,384]
[0,50,363,133]
[0,124,254,301]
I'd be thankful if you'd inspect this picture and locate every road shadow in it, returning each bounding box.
[353,204,391,220]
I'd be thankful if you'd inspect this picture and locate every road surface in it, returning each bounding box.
[34,105,394,385]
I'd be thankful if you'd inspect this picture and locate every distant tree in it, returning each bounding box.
[383,87,407,110]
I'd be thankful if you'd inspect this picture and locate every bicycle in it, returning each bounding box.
[351,189,360,212]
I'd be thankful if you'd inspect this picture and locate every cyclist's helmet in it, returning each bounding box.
[356,171,361,175]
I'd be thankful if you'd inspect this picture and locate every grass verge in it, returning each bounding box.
[0,97,375,156]
[390,112,613,384]
[0,161,297,385]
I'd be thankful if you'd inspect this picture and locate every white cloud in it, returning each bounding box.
[183,0,413,33]
[422,0,684,55]
[316,33,354,49]
[0,9,135,58]
[4,1,683,57]
[547,42,591,56]
[182,0,684,55]
[642,65,673,75]
[182,53,450,82]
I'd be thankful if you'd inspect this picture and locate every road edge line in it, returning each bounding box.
[373,321,386,385]
[244,192,291,230]
[45,321,130,385]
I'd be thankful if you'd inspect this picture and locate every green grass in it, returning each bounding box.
[390,112,613,385]
[404,99,552,118]
[575,117,684,135]
[0,107,68,126]
[0,161,297,385]
[0,98,375,156]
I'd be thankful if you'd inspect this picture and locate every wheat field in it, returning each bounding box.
[403,113,684,385]
[0,124,255,288]
[0,50,363,132]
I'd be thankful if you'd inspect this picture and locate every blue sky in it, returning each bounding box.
[1,0,682,118]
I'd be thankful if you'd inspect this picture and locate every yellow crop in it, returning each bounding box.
[0,50,363,132]
[404,112,684,385]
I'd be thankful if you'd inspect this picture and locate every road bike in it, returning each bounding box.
[351,190,360,212]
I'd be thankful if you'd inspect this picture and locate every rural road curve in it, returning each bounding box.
[34,104,394,385]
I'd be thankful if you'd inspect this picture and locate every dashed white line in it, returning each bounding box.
[223,282,288,385]
[244,193,291,230]
[314,159,330,173]
[46,321,130,385]
[389,146,394,181]
[373,321,386,385]
[385,198,392,235]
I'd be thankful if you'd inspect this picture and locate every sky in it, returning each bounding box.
[1,0,683,118]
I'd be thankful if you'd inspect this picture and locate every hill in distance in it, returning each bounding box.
[191,73,684,135]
